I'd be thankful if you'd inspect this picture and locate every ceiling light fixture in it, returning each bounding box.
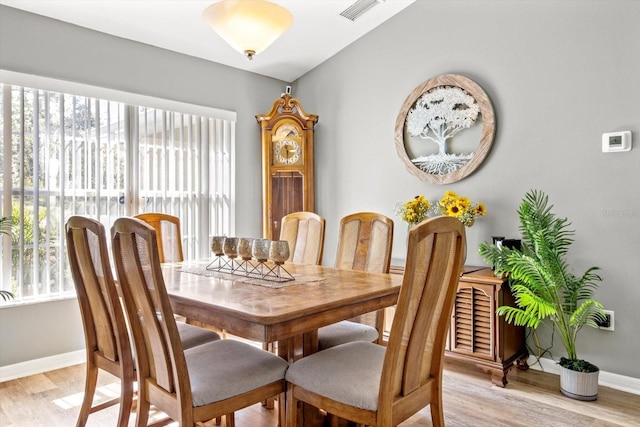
[203,0,293,61]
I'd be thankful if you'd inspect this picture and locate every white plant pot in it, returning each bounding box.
[560,365,599,401]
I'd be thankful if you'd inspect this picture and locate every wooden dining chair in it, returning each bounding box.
[66,216,135,427]
[66,216,222,427]
[285,216,466,427]
[135,211,227,337]
[279,211,325,265]
[134,212,184,263]
[111,217,289,427]
[317,212,394,350]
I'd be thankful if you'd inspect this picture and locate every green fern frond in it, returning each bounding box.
[0,290,15,301]
[570,300,604,329]
[496,305,541,328]
[573,267,602,300]
[0,217,12,236]
[509,283,558,320]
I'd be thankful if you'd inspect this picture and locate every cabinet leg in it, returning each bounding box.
[491,370,508,387]
[516,353,530,370]
[478,365,509,387]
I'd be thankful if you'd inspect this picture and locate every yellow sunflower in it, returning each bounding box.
[475,202,487,216]
[447,203,464,217]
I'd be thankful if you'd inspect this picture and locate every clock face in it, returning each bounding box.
[274,138,301,165]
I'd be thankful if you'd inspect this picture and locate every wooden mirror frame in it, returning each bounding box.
[394,74,496,184]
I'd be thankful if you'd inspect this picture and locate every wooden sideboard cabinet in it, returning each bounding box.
[388,266,528,387]
[447,267,528,387]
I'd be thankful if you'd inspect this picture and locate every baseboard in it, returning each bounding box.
[2,351,639,397]
[527,355,640,396]
[0,350,86,383]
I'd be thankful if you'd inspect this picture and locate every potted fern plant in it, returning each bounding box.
[479,190,604,401]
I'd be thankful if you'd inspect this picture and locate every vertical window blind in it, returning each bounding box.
[0,79,235,302]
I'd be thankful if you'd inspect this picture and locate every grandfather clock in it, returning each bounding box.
[256,93,318,240]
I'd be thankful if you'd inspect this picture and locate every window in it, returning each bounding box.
[0,73,235,303]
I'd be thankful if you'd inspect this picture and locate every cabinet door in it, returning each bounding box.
[450,282,495,361]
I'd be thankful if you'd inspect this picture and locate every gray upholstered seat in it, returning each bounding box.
[186,339,288,407]
[177,322,221,350]
[285,341,384,411]
[317,320,380,350]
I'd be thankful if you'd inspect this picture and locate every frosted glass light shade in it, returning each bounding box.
[203,0,293,60]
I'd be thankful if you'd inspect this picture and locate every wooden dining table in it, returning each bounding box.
[162,259,402,362]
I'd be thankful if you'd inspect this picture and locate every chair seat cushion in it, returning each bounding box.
[177,322,221,349]
[185,339,288,407]
[285,341,385,411]
[317,320,379,350]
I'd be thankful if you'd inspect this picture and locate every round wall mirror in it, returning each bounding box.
[395,74,495,184]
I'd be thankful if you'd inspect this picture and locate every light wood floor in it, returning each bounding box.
[1,357,638,427]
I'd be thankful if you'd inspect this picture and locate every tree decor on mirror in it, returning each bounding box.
[436,190,486,227]
[407,87,480,175]
[395,74,495,184]
[394,195,431,225]
[478,189,605,400]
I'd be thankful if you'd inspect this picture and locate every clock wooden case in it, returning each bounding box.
[256,94,318,240]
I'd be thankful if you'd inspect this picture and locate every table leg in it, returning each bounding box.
[279,331,325,426]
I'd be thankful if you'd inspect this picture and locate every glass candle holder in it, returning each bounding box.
[238,237,255,260]
[223,237,239,259]
[211,235,226,256]
[252,239,271,262]
[269,240,290,265]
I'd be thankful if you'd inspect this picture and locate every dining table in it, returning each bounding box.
[162,259,402,362]
[162,259,402,426]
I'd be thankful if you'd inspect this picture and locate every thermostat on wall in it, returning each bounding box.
[602,131,632,153]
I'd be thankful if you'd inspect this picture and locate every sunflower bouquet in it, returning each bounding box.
[436,190,486,227]
[395,195,431,225]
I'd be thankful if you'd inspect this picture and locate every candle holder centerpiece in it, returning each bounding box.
[206,236,294,282]
[266,240,293,280]
[208,236,227,269]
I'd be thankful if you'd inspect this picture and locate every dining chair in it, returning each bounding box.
[135,212,227,337]
[66,216,135,427]
[279,211,325,265]
[285,216,466,427]
[317,212,394,350]
[66,216,222,427]
[134,212,184,263]
[111,217,289,427]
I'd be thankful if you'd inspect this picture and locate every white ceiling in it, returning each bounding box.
[1,0,415,82]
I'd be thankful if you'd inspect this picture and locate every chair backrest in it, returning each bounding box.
[279,211,325,265]
[111,217,191,412]
[378,216,466,424]
[65,216,133,375]
[134,213,184,263]
[334,212,394,338]
[335,212,394,273]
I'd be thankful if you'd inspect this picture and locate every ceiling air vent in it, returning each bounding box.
[339,0,383,22]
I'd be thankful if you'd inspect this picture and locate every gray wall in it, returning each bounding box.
[0,5,285,367]
[1,1,639,380]
[294,0,639,378]
[0,299,84,366]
